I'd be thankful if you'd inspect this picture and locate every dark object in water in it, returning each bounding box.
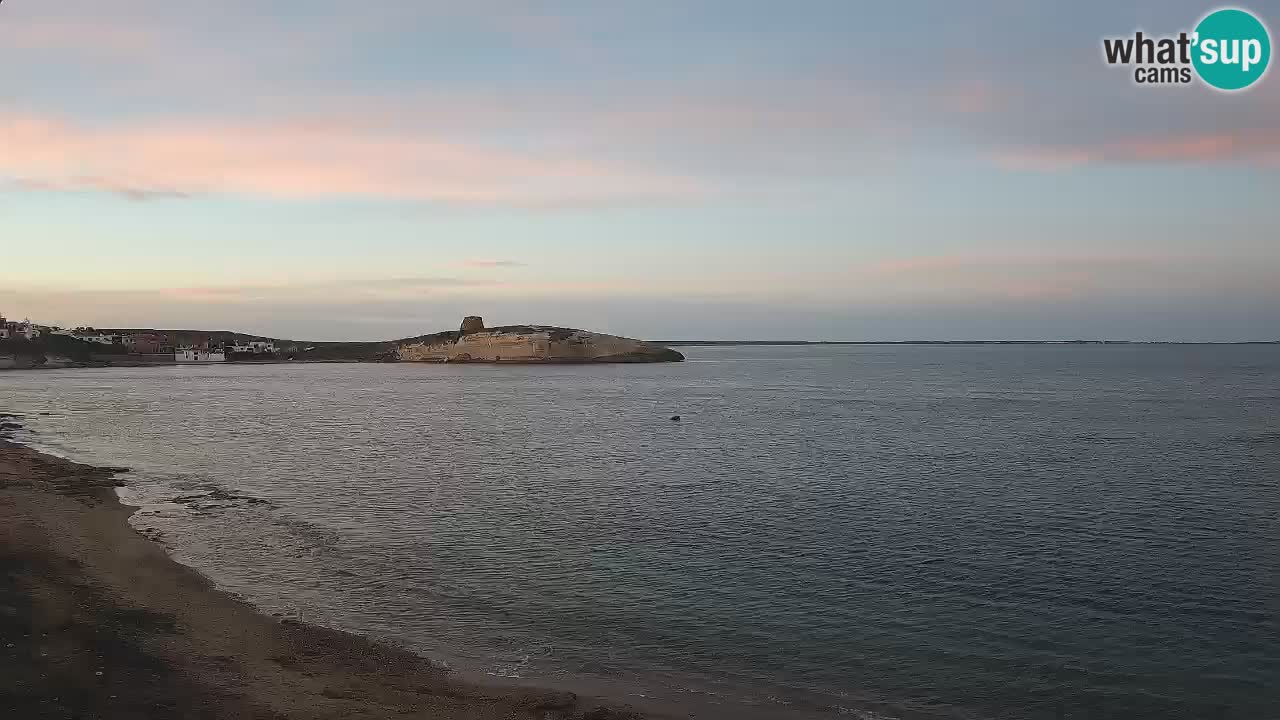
[670,415,681,421]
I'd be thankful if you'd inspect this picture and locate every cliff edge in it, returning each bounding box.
[397,317,684,364]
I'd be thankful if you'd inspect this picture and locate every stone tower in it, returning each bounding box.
[460,316,485,335]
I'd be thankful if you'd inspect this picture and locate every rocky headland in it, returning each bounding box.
[394,317,684,364]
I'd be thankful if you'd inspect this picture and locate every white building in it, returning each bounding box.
[0,317,40,340]
[175,348,226,363]
[230,340,277,354]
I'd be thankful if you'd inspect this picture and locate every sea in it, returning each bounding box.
[2,344,1277,719]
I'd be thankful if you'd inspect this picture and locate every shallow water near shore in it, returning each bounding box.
[3,345,1278,719]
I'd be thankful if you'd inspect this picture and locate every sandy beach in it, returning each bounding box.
[0,414,644,720]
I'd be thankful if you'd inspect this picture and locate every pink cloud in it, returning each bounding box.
[0,112,706,206]
[13,176,188,201]
[462,259,527,268]
[1,17,161,56]
[940,81,1009,115]
[857,253,1176,300]
[1120,134,1245,162]
[0,6,900,186]
[868,254,1157,275]
[149,276,511,305]
[991,148,1099,172]
[868,256,978,275]
[994,129,1280,171]
[596,89,878,139]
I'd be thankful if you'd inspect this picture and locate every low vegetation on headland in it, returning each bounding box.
[0,316,684,369]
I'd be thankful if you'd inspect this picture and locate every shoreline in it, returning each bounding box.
[0,415,648,720]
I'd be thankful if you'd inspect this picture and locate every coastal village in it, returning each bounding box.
[65,329,280,362]
[0,313,283,364]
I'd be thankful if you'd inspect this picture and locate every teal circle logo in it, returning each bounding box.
[1192,8,1271,90]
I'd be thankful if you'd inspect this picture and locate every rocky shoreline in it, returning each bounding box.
[0,414,648,720]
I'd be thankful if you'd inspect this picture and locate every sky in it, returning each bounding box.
[1,0,1278,341]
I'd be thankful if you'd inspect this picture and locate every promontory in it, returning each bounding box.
[393,316,684,363]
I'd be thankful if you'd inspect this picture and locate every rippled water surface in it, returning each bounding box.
[4,345,1278,719]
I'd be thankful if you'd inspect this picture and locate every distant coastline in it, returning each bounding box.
[6,337,1277,370]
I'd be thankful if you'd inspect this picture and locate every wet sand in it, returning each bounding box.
[0,415,645,720]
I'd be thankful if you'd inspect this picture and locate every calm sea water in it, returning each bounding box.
[3,345,1278,719]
